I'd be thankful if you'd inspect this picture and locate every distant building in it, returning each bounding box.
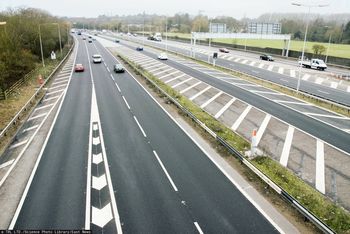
[248,22,281,34]
[209,23,227,33]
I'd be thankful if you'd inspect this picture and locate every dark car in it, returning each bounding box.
[88,39,92,43]
[136,46,143,51]
[115,39,120,43]
[260,54,274,61]
[114,64,125,73]
[147,36,154,40]
[219,48,229,53]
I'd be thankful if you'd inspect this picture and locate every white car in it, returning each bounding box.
[158,53,168,60]
[92,54,102,63]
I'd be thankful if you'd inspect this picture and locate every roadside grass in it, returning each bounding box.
[165,32,350,59]
[116,51,350,233]
[0,46,70,155]
[253,157,350,233]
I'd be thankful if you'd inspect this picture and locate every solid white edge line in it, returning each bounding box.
[194,222,204,234]
[133,116,147,137]
[8,38,78,229]
[85,41,123,233]
[101,46,286,234]
[122,96,131,110]
[153,151,178,192]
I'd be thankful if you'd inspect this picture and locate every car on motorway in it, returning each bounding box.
[88,39,92,43]
[114,64,125,73]
[88,35,92,38]
[136,46,143,51]
[82,37,86,40]
[219,48,229,53]
[74,64,84,72]
[92,54,102,63]
[260,54,274,61]
[115,39,120,43]
[158,53,168,60]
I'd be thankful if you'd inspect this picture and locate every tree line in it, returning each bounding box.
[70,13,350,44]
[0,8,70,90]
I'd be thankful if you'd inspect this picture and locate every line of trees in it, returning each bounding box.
[0,8,70,90]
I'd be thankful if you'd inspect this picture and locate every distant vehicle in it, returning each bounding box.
[115,39,120,43]
[298,58,327,71]
[88,39,92,43]
[154,33,162,41]
[219,48,229,53]
[260,54,274,61]
[127,32,132,36]
[114,64,125,73]
[92,54,102,63]
[136,46,143,51]
[92,38,96,41]
[158,53,168,60]
[94,33,98,36]
[77,31,82,35]
[75,64,84,72]
[88,35,92,38]
[147,36,154,40]
[133,33,138,37]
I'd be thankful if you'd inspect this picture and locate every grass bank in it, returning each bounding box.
[165,32,350,59]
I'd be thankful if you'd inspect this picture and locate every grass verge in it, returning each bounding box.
[116,51,350,233]
[165,32,350,59]
[0,45,71,155]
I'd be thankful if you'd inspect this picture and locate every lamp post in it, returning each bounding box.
[165,16,168,53]
[142,11,145,47]
[324,26,332,63]
[292,2,329,93]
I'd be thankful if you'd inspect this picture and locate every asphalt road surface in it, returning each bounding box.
[11,35,281,233]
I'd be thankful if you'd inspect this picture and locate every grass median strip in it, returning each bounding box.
[116,51,350,233]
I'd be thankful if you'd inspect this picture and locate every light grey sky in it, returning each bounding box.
[1,0,349,18]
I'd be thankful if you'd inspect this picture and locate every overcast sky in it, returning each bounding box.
[1,0,349,19]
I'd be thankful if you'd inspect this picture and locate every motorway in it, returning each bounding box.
[110,37,350,155]
[6,35,292,232]
[121,34,350,107]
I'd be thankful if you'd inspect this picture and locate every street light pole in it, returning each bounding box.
[38,24,45,67]
[165,16,168,52]
[325,33,332,63]
[57,23,62,57]
[142,11,145,47]
[292,2,329,93]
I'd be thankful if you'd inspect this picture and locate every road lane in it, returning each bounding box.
[92,40,280,233]
[124,35,350,107]
[13,38,91,229]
